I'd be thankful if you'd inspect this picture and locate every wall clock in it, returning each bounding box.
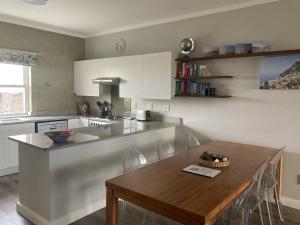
[116,39,126,53]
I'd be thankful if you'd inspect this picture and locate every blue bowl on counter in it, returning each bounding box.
[45,131,74,143]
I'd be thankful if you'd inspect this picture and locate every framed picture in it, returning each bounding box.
[260,54,300,89]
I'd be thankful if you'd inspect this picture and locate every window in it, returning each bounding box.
[0,63,29,115]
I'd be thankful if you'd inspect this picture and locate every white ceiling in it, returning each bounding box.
[0,0,279,38]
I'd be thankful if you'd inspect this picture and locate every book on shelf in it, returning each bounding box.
[175,80,212,97]
[176,62,206,79]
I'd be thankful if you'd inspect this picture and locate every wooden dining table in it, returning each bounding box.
[105,140,282,225]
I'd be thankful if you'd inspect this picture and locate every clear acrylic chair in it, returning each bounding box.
[263,147,285,223]
[158,139,175,160]
[221,159,271,225]
[186,132,200,150]
[120,147,148,225]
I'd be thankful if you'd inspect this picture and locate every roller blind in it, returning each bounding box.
[0,48,40,66]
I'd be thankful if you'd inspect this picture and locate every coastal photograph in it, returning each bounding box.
[260,54,300,89]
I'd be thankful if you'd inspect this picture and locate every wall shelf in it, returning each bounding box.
[174,95,232,98]
[175,75,233,80]
[175,49,300,62]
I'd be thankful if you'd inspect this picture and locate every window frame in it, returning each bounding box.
[0,64,30,116]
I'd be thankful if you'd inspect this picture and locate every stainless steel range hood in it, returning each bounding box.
[92,77,120,85]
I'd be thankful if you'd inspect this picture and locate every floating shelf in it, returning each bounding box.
[175,49,300,62]
[175,75,233,80]
[174,95,232,98]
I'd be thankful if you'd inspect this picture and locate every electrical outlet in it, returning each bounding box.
[146,102,153,110]
[162,104,170,112]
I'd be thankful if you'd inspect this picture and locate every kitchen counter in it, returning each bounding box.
[13,118,185,225]
[9,120,177,150]
[0,115,79,125]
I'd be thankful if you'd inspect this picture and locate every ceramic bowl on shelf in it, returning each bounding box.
[45,131,74,143]
[252,41,271,53]
[219,45,235,55]
[203,46,219,56]
[235,43,252,54]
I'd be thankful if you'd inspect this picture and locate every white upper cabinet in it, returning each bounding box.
[98,57,122,77]
[143,52,172,99]
[119,55,144,98]
[74,59,99,96]
[74,51,173,99]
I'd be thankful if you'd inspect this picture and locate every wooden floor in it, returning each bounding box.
[0,174,299,225]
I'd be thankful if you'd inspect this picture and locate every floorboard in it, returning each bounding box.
[0,174,298,225]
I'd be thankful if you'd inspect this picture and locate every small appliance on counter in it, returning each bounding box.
[136,110,151,121]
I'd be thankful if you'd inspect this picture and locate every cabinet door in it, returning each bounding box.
[6,123,35,168]
[98,57,122,78]
[143,52,172,99]
[0,127,5,170]
[80,118,89,127]
[68,118,89,129]
[74,60,99,96]
[119,55,143,98]
[68,119,80,129]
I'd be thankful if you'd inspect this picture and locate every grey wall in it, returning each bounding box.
[0,21,84,115]
[85,0,300,202]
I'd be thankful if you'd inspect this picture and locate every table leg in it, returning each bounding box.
[106,187,118,225]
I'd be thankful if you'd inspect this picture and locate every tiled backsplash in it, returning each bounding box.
[75,86,131,116]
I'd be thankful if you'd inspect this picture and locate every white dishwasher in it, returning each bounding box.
[35,120,68,133]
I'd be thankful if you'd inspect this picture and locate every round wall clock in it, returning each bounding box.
[116,39,126,53]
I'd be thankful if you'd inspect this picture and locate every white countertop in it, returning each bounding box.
[0,115,79,125]
[9,120,178,150]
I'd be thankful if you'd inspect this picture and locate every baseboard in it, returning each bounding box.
[53,200,106,225]
[17,201,50,225]
[17,200,106,225]
[0,166,18,176]
[281,196,300,210]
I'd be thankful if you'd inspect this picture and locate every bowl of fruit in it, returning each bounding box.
[199,151,230,168]
[45,130,74,143]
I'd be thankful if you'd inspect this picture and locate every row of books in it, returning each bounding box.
[175,80,216,96]
[176,62,207,78]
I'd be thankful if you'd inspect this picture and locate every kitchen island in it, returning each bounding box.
[9,119,185,225]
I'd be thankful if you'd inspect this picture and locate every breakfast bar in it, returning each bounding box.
[9,120,185,225]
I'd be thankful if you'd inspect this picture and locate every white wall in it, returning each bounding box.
[85,0,300,202]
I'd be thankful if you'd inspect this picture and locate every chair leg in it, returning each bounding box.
[265,191,274,225]
[151,213,156,225]
[258,204,264,225]
[274,186,285,222]
[242,208,251,225]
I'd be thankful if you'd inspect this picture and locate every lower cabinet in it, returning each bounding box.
[68,118,89,129]
[0,123,35,176]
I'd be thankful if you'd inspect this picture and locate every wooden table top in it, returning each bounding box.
[106,141,279,225]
